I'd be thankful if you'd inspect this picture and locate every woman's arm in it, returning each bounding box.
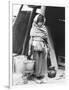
[28,36,33,55]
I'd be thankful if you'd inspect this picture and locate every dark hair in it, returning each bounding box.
[36,14,44,24]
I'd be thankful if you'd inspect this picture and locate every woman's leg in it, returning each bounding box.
[37,51,43,77]
[33,51,42,77]
[43,48,48,75]
[33,51,39,76]
[40,49,48,77]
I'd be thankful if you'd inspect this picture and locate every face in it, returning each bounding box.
[37,22,43,27]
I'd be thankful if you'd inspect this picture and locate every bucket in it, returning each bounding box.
[13,55,27,73]
[24,60,35,71]
[13,55,35,74]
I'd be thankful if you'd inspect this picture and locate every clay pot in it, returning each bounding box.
[48,66,56,78]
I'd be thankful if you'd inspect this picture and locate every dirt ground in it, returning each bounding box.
[12,68,65,85]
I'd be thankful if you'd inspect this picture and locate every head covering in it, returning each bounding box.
[33,14,46,24]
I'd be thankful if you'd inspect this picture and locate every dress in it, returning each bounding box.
[30,22,49,77]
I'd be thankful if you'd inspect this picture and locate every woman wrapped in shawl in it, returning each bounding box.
[28,14,50,80]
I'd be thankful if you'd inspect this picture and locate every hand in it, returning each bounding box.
[28,50,31,56]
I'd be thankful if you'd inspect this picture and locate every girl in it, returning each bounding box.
[28,14,49,81]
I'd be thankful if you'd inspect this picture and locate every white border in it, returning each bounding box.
[9,0,69,89]
[11,0,68,7]
[9,1,13,88]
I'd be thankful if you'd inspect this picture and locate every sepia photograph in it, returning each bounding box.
[12,3,65,85]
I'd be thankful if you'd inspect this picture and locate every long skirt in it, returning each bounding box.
[33,49,48,77]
